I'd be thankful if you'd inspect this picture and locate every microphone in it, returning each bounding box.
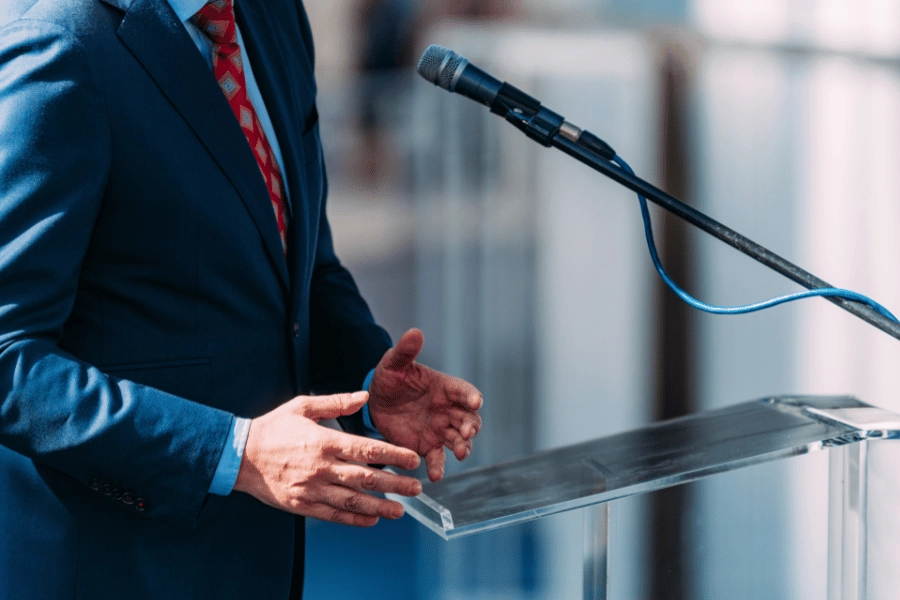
[416,45,503,107]
[416,44,616,160]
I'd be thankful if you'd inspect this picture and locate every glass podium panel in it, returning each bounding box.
[390,396,900,540]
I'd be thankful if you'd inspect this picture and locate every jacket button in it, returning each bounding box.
[90,479,102,491]
[135,498,146,512]
[112,489,123,500]
[122,492,136,505]
[292,322,299,337]
[102,484,113,496]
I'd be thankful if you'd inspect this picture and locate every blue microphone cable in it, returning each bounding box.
[611,154,899,322]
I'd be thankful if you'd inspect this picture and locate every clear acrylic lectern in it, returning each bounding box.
[387,396,900,599]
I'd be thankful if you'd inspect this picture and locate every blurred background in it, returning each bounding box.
[299,0,900,598]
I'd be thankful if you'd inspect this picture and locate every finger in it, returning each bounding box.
[318,485,406,520]
[330,464,422,497]
[306,503,380,528]
[448,407,482,440]
[297,391,369,420]
[452,437,471,461]
[445,407,480,441]
[425,446,446,482]
[444,378,483,411]
[382,328,425,371]
[443,428,471,461]
[331,434,421,470]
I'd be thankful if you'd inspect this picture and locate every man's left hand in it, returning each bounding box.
[368,329,483,482]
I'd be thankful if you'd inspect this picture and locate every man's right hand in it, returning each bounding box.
[233,391,423,527]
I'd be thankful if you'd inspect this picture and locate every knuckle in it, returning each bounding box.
[331,469,347,486]
[330,508,346,524]
[362,445,380,463]
[330,394,346,413]
[287,496,305,512]
[344,494,361,511]
[293,395,312,415]
[309,463,327,480]
[311,436,331,457]
[361,471,378,491]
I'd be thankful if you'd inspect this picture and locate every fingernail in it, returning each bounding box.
[352,391,368,401]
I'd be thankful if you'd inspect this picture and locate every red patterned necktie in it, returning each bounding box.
[193,0,288,254]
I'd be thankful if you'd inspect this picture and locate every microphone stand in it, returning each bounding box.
[501,105,900,342]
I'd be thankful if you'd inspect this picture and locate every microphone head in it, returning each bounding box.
[417,44,467,91]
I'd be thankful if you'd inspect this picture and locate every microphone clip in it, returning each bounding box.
[488,82,564,147]
[502,108,561,148]
[492,93,565,148]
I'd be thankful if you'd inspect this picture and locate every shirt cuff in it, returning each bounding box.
[361,368,382,438]
[208,417,251,496]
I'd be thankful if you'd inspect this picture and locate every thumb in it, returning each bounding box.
[383,328,424,371]
[297,391,368,421]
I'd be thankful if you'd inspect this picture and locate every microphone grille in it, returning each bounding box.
[417,45,465,91]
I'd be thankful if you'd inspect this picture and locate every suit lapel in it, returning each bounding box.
[234,0,316,294]
[105,0,290,291]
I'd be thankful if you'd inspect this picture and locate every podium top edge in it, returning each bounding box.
[397,395,899,539]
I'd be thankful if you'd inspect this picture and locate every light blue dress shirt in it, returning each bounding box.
[361,369,381,437]
[168,0,382,495]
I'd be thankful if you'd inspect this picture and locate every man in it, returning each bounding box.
[0,0,483,597]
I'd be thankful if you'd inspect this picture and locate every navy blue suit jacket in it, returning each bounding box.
[0,0,390,597]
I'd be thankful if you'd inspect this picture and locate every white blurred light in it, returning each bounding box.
[692,0,790,45]
[693,0,900,57]
[863,0,900,55]
[812,0,900,55]
[497,30,647,79]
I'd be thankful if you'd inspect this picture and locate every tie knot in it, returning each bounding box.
[192,0,236,46]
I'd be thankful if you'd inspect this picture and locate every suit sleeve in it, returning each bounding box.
[0,20,234,528]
